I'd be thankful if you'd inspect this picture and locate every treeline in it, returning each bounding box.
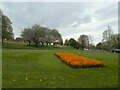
[65,26,120,51]
[64,35,95,50]
[96,27,120,51]
[1,11,63,47]
[1,11,119,51]
[21,24,63,46]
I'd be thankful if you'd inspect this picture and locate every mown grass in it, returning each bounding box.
[2,41,61,50]
[2,41,118,88]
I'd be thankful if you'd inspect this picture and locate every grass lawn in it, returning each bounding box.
[2,42,118,88]
[2,41,61,50]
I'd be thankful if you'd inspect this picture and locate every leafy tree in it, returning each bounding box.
[67,38,76,47]
[96,41,112,51]
[78,34,89,50]
[50,29,63,46]
[110,34,118,49]
[21,25,43,46]
[64,39,68,46]
[89,43,95,50]
[21,27,32,45]
[88,35,94,49]
[1,11,14,43]
[21,24,63,46]
[101,26,120,51]
[44,28,52,45]
[0,10,2,41]
[96,42,102,50]
[102,26,114,51]
[118,34,120,49]
[102,26,113,42]
[30,24,44,46]
[67,38,80,49]
[74,41,80,49]
[96,34,119,51]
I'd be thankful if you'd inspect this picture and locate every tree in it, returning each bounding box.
[67,38,76,48]
[96,42,102,50]
[102,26,114,51]
[64,39,68,46]
[118,34,120,49]
[50,29,63,46]
[110,34,118,49]
[78,34,89,50]
[74,41,80,49]
[44,28,52,45]
[1,12,14,43]
[102,26,114,42]
[30,24,44,46]
[67,38,80,49]
[88,35,94,49]
[21,27,33,45]
[101,26,120,51]
[0,10,2,41]
[89,43,95,50]
[36,26,48,46]
[21,24,63,47]
[21,24,44,46]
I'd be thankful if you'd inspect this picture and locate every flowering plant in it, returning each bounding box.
[55,52,105,68]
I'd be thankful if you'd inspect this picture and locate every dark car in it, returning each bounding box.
[112,49,120,53]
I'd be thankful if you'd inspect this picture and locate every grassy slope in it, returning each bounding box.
[2,42,118,88]
[2,41,60,50]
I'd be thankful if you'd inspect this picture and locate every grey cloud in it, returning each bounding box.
[2,2,93,29]
[71,15,92,27]
[94,2,117,20]
[2,2,118,44]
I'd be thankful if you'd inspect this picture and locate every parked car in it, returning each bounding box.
[111,49,120,53]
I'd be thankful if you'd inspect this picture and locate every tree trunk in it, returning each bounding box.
[35,42,39,47]
[28,41,31,46]
[42,42,44,45]
[2,38,3,43]
[40,41,44,46]
[46,42,48,45]
[53,42,55,46]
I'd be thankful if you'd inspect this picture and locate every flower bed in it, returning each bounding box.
[54,52,105,68]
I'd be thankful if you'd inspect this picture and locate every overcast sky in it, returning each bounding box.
[2,2,118,44]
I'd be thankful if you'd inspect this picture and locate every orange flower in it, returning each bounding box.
[54,52,105,68]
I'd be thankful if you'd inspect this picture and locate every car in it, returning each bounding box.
[111,49,120,53]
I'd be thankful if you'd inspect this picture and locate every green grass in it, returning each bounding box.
[2,45,118,88]
[0,41,1,88]
[2,41,61,50]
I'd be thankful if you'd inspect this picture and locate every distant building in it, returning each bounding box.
[15,37,22,42]
[53,40,61,46]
